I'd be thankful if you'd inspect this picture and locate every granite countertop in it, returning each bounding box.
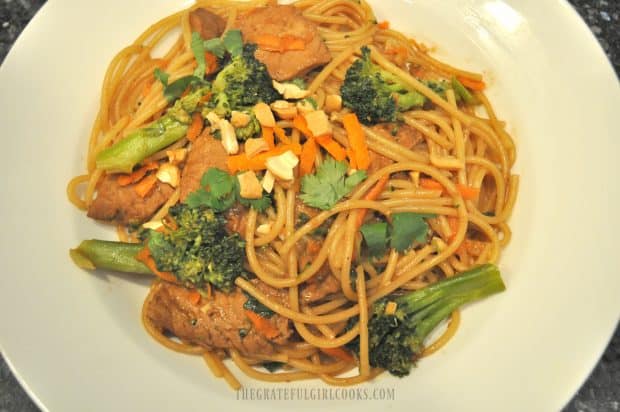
[0,1,618,411]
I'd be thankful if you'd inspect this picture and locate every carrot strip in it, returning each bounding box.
[320,347,354,362]
[419,178,444,191]
[227,143,302,173]
[255,34,306,52]
[135,247,178,283]
[346,147,357,170]
[262,126,275,149]
[456,75,486,91]
[315,135,347,161]
[204,52,218,74]
[188,290,202,305]
[244,310,280,339]
[456,184,480,200]
[420,178,479,200]
[377,21,390,30]
[117,162,158,186]
[342,113,370,170]
[293,115,314,139]
[186,112,204,142]
[457,239,488,257]
[356,174,390,227]
[299,137,317,176]
[134,174,158,198]
[141,81,153,99]
[274,126,291,144]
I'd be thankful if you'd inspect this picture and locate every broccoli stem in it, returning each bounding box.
[95,115,188,173]
[69,240,152,275]
[395,263,504,315]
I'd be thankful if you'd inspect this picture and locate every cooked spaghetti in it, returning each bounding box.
[68,0,518,389]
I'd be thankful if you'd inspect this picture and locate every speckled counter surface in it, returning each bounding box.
[0,1,618,411]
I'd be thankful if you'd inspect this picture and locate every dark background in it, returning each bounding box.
[0,1,618,411]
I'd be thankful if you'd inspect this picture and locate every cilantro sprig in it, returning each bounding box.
[360,212,436,257]
[300,158,367,210]
[185,168,272,212]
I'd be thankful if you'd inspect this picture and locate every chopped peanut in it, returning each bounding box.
[256,223,273,235]
[219,119,239,154]
[155,163,180,187]
[324,94,342,113]
[166,148,187,165]
[265,150,299,181]
[270,100,298,120]
[237,171,263,199]
[231,111,251,128]
[261,170,276,193]
[245,137,271,158]
[303,110,332,137]
[272,80,309,99]
[253,102,276,128]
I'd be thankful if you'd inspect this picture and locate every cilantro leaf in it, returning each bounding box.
[222,30,243,57]
[153,68,169,87]
[203,38,226,58]
[360,222,388,257]
[300,158,367,210]
[185,168,272,212]
[390,213,435,252]
[191,32,207,78]
[162,75,205,103]
[201,168,235,199]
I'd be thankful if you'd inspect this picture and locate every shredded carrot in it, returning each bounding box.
[315,135,347,161]
[320,347,354,362]
[200,91,213,103]
[457,239,488,257]
[419,178,444,191]
[306,237,322,255]
[187,113,204,142]
[377,20,390,30]
[456,75,486,91]
[262,126,275,149]
[342,113,370,170]
[135,247,178,283]
[456,184,480,200]
[227,143,302,173]
[188,290,202,305]
[293,115,314,139]
[255,34,306,52]
[134,174,158,198]
[274,126,291,144]
[204,52,218,74]
[420,178,479,200]
[244,310,280,339]
[117,163,158,186]
[299,137,317,176]
[356,174,390,227]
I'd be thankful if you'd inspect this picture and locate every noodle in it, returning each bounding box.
[68,0,518,390]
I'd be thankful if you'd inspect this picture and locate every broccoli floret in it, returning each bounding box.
[147,204,245,292]
[340,46,426,125]
[211,44,279,112]
[234,112,261,140]
[347,264,505,376]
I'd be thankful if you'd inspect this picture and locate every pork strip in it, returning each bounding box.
[189,8,226,40]
[179,130,229,202]
[235,5,332,81]
[145,280,292,356]
[368,123,425,174]
[87,175,174,225]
